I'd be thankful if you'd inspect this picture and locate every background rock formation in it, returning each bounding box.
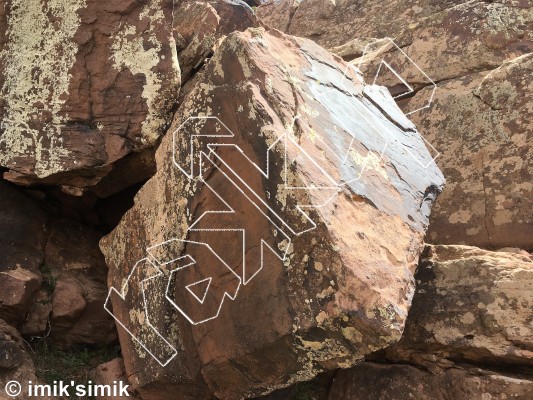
[385,245,533,367]
[328,363,533,400]
[406,55,532,248]
[0,0,181,190]
[0,181,116,345]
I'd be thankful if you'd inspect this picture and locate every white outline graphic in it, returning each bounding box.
[104,257,179,367]
[186,277,212,304]
[356,38,437,116]
[375,60,415,99]
[337,38,440,167]
[161,239,241,325]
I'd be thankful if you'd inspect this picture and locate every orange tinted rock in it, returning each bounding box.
[328,362,533,400]
[174,0,257,83]
[386,245,533,367]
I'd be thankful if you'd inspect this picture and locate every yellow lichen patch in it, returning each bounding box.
[110,2,177,143]
[129,308,145,325]
[314,261,324,272]
[341,326,363,343]
[315,311,328,325]
[316,286,335,300]
[466,226,481,236]
[492,209,514,226]
[299,339,325,351]
[448,209,473,224]
[0,0,86,177]
[349,149,388,180]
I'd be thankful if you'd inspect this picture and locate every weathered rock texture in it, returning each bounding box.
[0,0,180,189]
[257,0,472,48]
[93,357,138,400]
[0,319,38,400]
[100,28,444,399]
[352,1,533,88]
[0,182,48,326]
[1,1,528,399]
[386,245,533,367]
[259,0,533,249]
[328,362,533,400]
[174,0,258,83]
[349,1,533,249]
[405,54,533,249]
[44,219,117,346]
[265,245,533,400]
[0,182,116,346]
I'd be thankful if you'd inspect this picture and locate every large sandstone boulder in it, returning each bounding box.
[0,0,180,189]
[100,28,444,399]
[386,245,533,367]
[328,362,533,400]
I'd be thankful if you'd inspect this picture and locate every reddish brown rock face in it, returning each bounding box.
[337,2,533,249]
[404,55,533,249]
[0,0,180,189]
[328,362,533,400]
[174,0,258,84]
[260,0,532,249]
[256,0,469,48]
[44,219,117,347]
[0,0,529,398]
[344,1,533,96]
[0,319,39,399]
[0,182,116,347]
[386,245,533,367]
[100,28,444,399]
[326,245,533,400]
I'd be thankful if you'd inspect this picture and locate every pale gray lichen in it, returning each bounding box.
[0,0,86,177]
[110,2,179,143]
